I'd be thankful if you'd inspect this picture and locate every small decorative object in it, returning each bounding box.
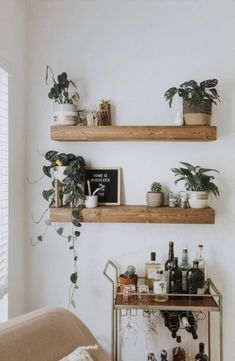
[171,161,219,209]
[86,111,100,126]
[174,112,184,126]
[84,167,121,205]
[164,79,220,125]
[118,265,138,293]
[146,182,164,207]
[85,180,105,208]
[98,99,111,125]
[168,191,180,207]
[46,66,80,125]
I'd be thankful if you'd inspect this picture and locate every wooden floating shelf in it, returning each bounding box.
[51,125,217,142]
[115,294,219,312]
[50,205,215,224]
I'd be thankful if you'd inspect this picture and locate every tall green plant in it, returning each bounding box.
[171,162,219,196]
[31,150,86,309]
[46,65,80,104]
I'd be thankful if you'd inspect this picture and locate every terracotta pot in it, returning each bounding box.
[146,192,164,207]
[183,100,212,125]
[118,274,138,293]
[187,191,209,209]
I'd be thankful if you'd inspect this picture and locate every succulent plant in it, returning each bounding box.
[150,182,162,193]
[123,265,136,279]
[164,79,220,108]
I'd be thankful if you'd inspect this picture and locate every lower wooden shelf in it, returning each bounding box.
[50,205,215,224]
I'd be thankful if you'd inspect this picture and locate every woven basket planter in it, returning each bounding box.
[183,100,212,125]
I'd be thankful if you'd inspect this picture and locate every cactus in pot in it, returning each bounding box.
[146,182,164,207]
[118,265,138,293]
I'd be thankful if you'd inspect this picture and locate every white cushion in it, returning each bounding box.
[59,344,98,361]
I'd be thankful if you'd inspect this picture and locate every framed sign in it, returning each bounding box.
[84,167,121,205]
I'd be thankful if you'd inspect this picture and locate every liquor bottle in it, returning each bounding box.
[147,353,157,361]
[145,252,161,291]
[180,311,198,339]
[165,241,175,292]
[180,248,191,293]
[196,245,207,278]
[187,260,205,295]
[153,270,168,302]
[161,310,180,339]
[173,336,186,361]
[160,350,168,361]
[195,343,209,361]
[169,257,182,295]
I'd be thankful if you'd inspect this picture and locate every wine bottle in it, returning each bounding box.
[173,335,186,361]
[165,241,175,292]
[195,343,209,361]
[145,252,161,291]
[147,353,157,361]
[196,245,207,278]
[187,260,205,295]
[169,257,182,295]
[161,310,180,339]
[180,311,198,339]
[180,248,191,293]
[160,350,168,361]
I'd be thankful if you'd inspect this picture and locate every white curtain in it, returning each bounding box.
[0,67,8,299]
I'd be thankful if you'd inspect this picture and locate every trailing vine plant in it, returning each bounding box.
[30,150,86,309]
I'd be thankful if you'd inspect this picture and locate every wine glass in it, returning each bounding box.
[144,311,159,349]
[120,310,138,347]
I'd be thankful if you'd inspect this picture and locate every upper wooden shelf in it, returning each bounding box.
[115,294,219,312]
[51,125,217,142]
[50,205,215,224]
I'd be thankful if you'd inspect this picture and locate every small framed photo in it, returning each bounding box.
[84,167,121,205]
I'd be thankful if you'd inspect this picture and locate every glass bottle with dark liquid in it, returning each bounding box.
[165,241,175,293]
[195,343,209,361]
[187,260,205,296]
[169,257,182,296]
[173,336,186,361]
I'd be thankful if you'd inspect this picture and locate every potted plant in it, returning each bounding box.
[31,150,86,309]
[46,65,80,125]
[164,79,220,125]
[171,162,219,208]
[118,265,138,293]
[146,182,164,207]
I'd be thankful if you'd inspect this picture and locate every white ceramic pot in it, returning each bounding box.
[85,195,98,208]
[187,191,209,209]
[53,166,67,182]
[53,103,78,125]
[146,192,164,207]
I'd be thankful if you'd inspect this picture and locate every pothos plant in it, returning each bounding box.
[31,150,86,309]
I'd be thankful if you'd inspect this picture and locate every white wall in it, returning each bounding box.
[26,0,235,360]
[0,0,26,318]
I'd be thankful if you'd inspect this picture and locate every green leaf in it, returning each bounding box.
[68,235,72,242]
[45,219,52,226]
[56,227,63,235]
[37,235,43,242]
[72,219,81,227]
[70,272,78,284]
[74,231,80,237]
[69,246,74,250]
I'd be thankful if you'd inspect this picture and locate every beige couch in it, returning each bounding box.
[0,307,111,361]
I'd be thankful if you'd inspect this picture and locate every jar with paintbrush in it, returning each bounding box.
[85,180,105,208]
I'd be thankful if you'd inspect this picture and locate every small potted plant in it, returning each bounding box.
[118,265,138,293]
[85,180,105,208]
[146,182,164,207]
[46,65,80,125]
[171,162,219,208]
[164,79,220,125]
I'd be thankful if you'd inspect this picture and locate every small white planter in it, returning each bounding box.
[53,166,67,182]
[187,191,209,209]
[85,195,98,208]
[53,103,78,125]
